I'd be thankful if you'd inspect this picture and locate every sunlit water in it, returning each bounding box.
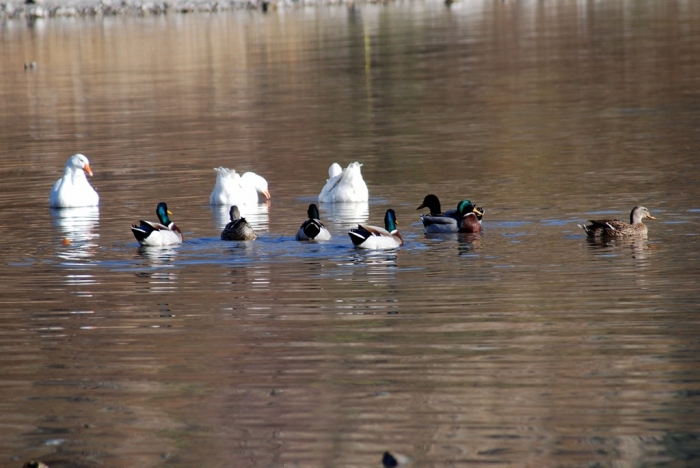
[1,1,700,467]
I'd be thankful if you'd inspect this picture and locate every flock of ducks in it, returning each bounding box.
[49,153,657,250]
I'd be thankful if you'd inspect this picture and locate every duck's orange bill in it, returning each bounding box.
[83,163,93,177]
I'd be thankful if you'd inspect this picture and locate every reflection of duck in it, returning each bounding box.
[349,209,403,249]
[579,206,656,237]
[296,204,331,241]
[418,196,484,233]
[49,154,99,208]
[131,202,183,246]
[209,167,270,206]
[321,202,369,230]
[51,206,100,262]
[318,162,369,203]
[221,205,257,241]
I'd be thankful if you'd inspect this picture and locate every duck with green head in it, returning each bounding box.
[418,195,484,233]
[348,208,403,249]
[296,203,331,241]
[221,205,257,241]
[579,206,656,237]
[131,202,183,246]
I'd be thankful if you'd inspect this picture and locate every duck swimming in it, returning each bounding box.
[580,206,656,237]
[418,196,484,233]
[209,167,270,206]
[49,154,99,208]
[131,202,183,246]
[348,208,403,249]
[318,162,369,203]
[221,205,257,241]
[296,203,331,241]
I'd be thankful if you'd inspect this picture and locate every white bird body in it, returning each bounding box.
[209,167,270,206]
[49,154,99,208]
[131,202,183,246]
[348,209,403,250]
[318,162,369,203]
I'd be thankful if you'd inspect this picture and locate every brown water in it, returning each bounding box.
[1,1,700,467]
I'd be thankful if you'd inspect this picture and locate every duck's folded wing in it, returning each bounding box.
[358,223,391,237]
[421,215,458,226]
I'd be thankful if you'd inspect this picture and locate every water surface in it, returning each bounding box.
[1,1,700,467]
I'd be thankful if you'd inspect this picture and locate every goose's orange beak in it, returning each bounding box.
[262,190,271,200]
[83,163,93,177]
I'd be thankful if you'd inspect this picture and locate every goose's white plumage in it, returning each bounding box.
[209,167,270,206]
[318,162,369,203]
[49,154,99,208]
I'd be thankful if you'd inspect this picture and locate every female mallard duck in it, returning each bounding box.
[580,206,656,237]
[417,196,484,233]
[209,167,271,206]
[49,154,99,208]
[131,202,183,246]
[318,162,369,203]
[221,205,257,241]
[296,203,331,241]
[348,209,403,249]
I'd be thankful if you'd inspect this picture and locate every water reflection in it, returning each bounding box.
[50,206,99,263]
[134,246,180,292]
[320,202,369,230]
[211,202,270,233]
[334,250,399,315]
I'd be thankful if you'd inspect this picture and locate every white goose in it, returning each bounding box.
[49,154,99,208]
[209,167,270,206]
[318,162,369,203]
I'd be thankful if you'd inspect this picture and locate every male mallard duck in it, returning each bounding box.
[221,205,257,241]
[418,196,484,233]
[579,206,656,237]
[318,162,369,203]
[348,209,403,249]
[131,202,183,246]
[49,154,99,208]
[296,203,331,241]
[209,167,271,206]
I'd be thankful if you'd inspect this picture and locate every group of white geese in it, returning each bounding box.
[49,154,656,250]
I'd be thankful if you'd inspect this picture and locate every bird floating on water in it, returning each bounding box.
[131,202,183,246]
[348,208,403,249]
[579,206,656,237]
[296,203,331,241]
[318,162,369,203]
[221,205,258,241]
[49,153,99,208]
[210,167,270,206]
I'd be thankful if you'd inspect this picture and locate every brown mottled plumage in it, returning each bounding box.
[580,206,656,237]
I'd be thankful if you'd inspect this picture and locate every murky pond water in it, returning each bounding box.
[1,1,700,466]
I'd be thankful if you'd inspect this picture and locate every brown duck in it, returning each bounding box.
[580,206,656,237]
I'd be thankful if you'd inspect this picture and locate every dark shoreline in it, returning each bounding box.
[0,0,376,19]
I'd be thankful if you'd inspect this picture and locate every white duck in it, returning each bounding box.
[209,167,270,206]
[318,162,369,203]
[49,154,99,208]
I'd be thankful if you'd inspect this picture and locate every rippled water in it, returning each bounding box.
[1,1,700,467]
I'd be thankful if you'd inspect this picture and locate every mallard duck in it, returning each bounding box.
[418,196,484,233]
[221,205,257,241]
[49,154,99,208]
[348,209,403,249]
[580,206,656,237]
[209,167,271,206]
[131,202,183,246]
[318,162,369,203]
[296,203,331,241]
